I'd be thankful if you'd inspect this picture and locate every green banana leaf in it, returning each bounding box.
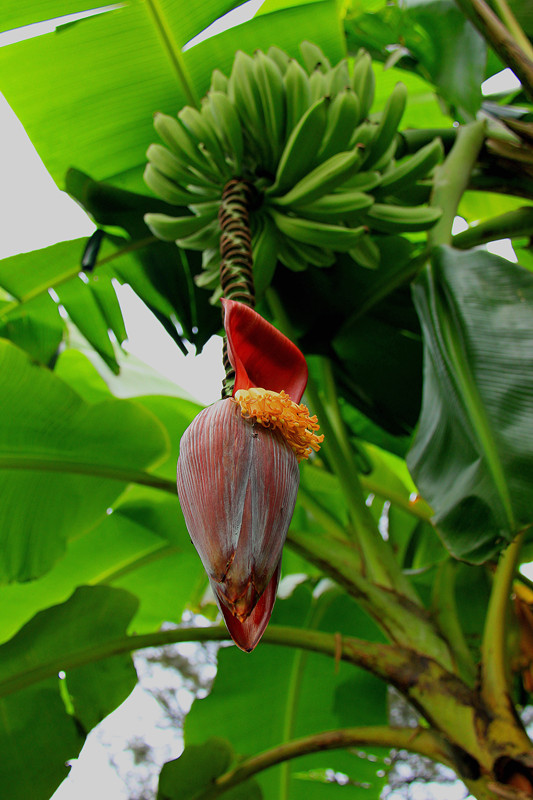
[1,0,345,189]
[0,585,138,800]
[407,245,533,562]
[344,0,486,118]
[183,583,388,799]
[158,739,263,799]
[0,338,170,582]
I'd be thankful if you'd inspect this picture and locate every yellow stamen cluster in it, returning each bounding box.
[234,387,324,462]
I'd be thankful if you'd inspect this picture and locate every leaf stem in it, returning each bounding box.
[144,0,199,108]
[429,120,486,247]
[203,726,454,797]
[431,560,477,685]
[480,529,525,712]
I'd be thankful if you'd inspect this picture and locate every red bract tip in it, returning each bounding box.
[222,298,308,403]
[212,562,281,652]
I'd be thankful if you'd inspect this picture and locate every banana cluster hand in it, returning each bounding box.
[144,42,444,294]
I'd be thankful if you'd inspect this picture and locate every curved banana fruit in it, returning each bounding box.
[317,89,360,163]
[363,82,407,169]
[349,236,381,270]
[283,58,312,136]
[271,148,365,208]
[269,208,366,250]
[206,91,244,173]
[267,45,291,74]
[377,138,444,197]
[267,97,329,196]
[351,50,375,121]
[251,214,280,296]
[290,191,374,223]
[228,50,268,163]
[144,210,217,241]
[364,203,442,233]
[144,164,196,206]
[300,40,331,73]
[253,50,286,169]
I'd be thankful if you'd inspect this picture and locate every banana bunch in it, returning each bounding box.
[144,42,444,295]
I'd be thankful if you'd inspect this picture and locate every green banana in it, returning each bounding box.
[251,214,280,296]
[377,138,444,196]
[291,191,374,223]
[144,210,217,241]
[267,45,291,75]
[370,137,400,173]
[278,236,335,270]
[309,67,328,102]
[153,113,220,180]
[351,50,375,121]
[363,82,407,168]
[143,164,197,206]
[228,51,267,153]
[178,106,229,177]
[349,236,380,270]
[350,121,377,150]
[364,203,442,233]
[210,69,228,93]
[326,59,351,96]
[277,238,309,271]
[146,143,191,184]
[385,182,432,207]
[177,218,221,250]
[341,170,381,192]
[205,91,244,173]
[269,208,366,250]
[300,40,331,73]
[266,96,329,196]
[283,59,312,135]
[271,148,365,208]
[253,50,286,169]
[317,89,360,162]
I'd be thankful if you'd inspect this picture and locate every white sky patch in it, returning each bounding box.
[482,67,521,96]
[183,0,265,51]
[0,5,124,47]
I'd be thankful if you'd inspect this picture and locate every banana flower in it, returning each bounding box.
[176,299,323,651]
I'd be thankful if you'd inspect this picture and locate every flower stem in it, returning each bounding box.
[431,560,477,685]
[218,178,256,397]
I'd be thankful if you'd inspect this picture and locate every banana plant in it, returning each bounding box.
[1,2,533,800]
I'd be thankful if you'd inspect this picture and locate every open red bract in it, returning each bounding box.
[222,298,308,403]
